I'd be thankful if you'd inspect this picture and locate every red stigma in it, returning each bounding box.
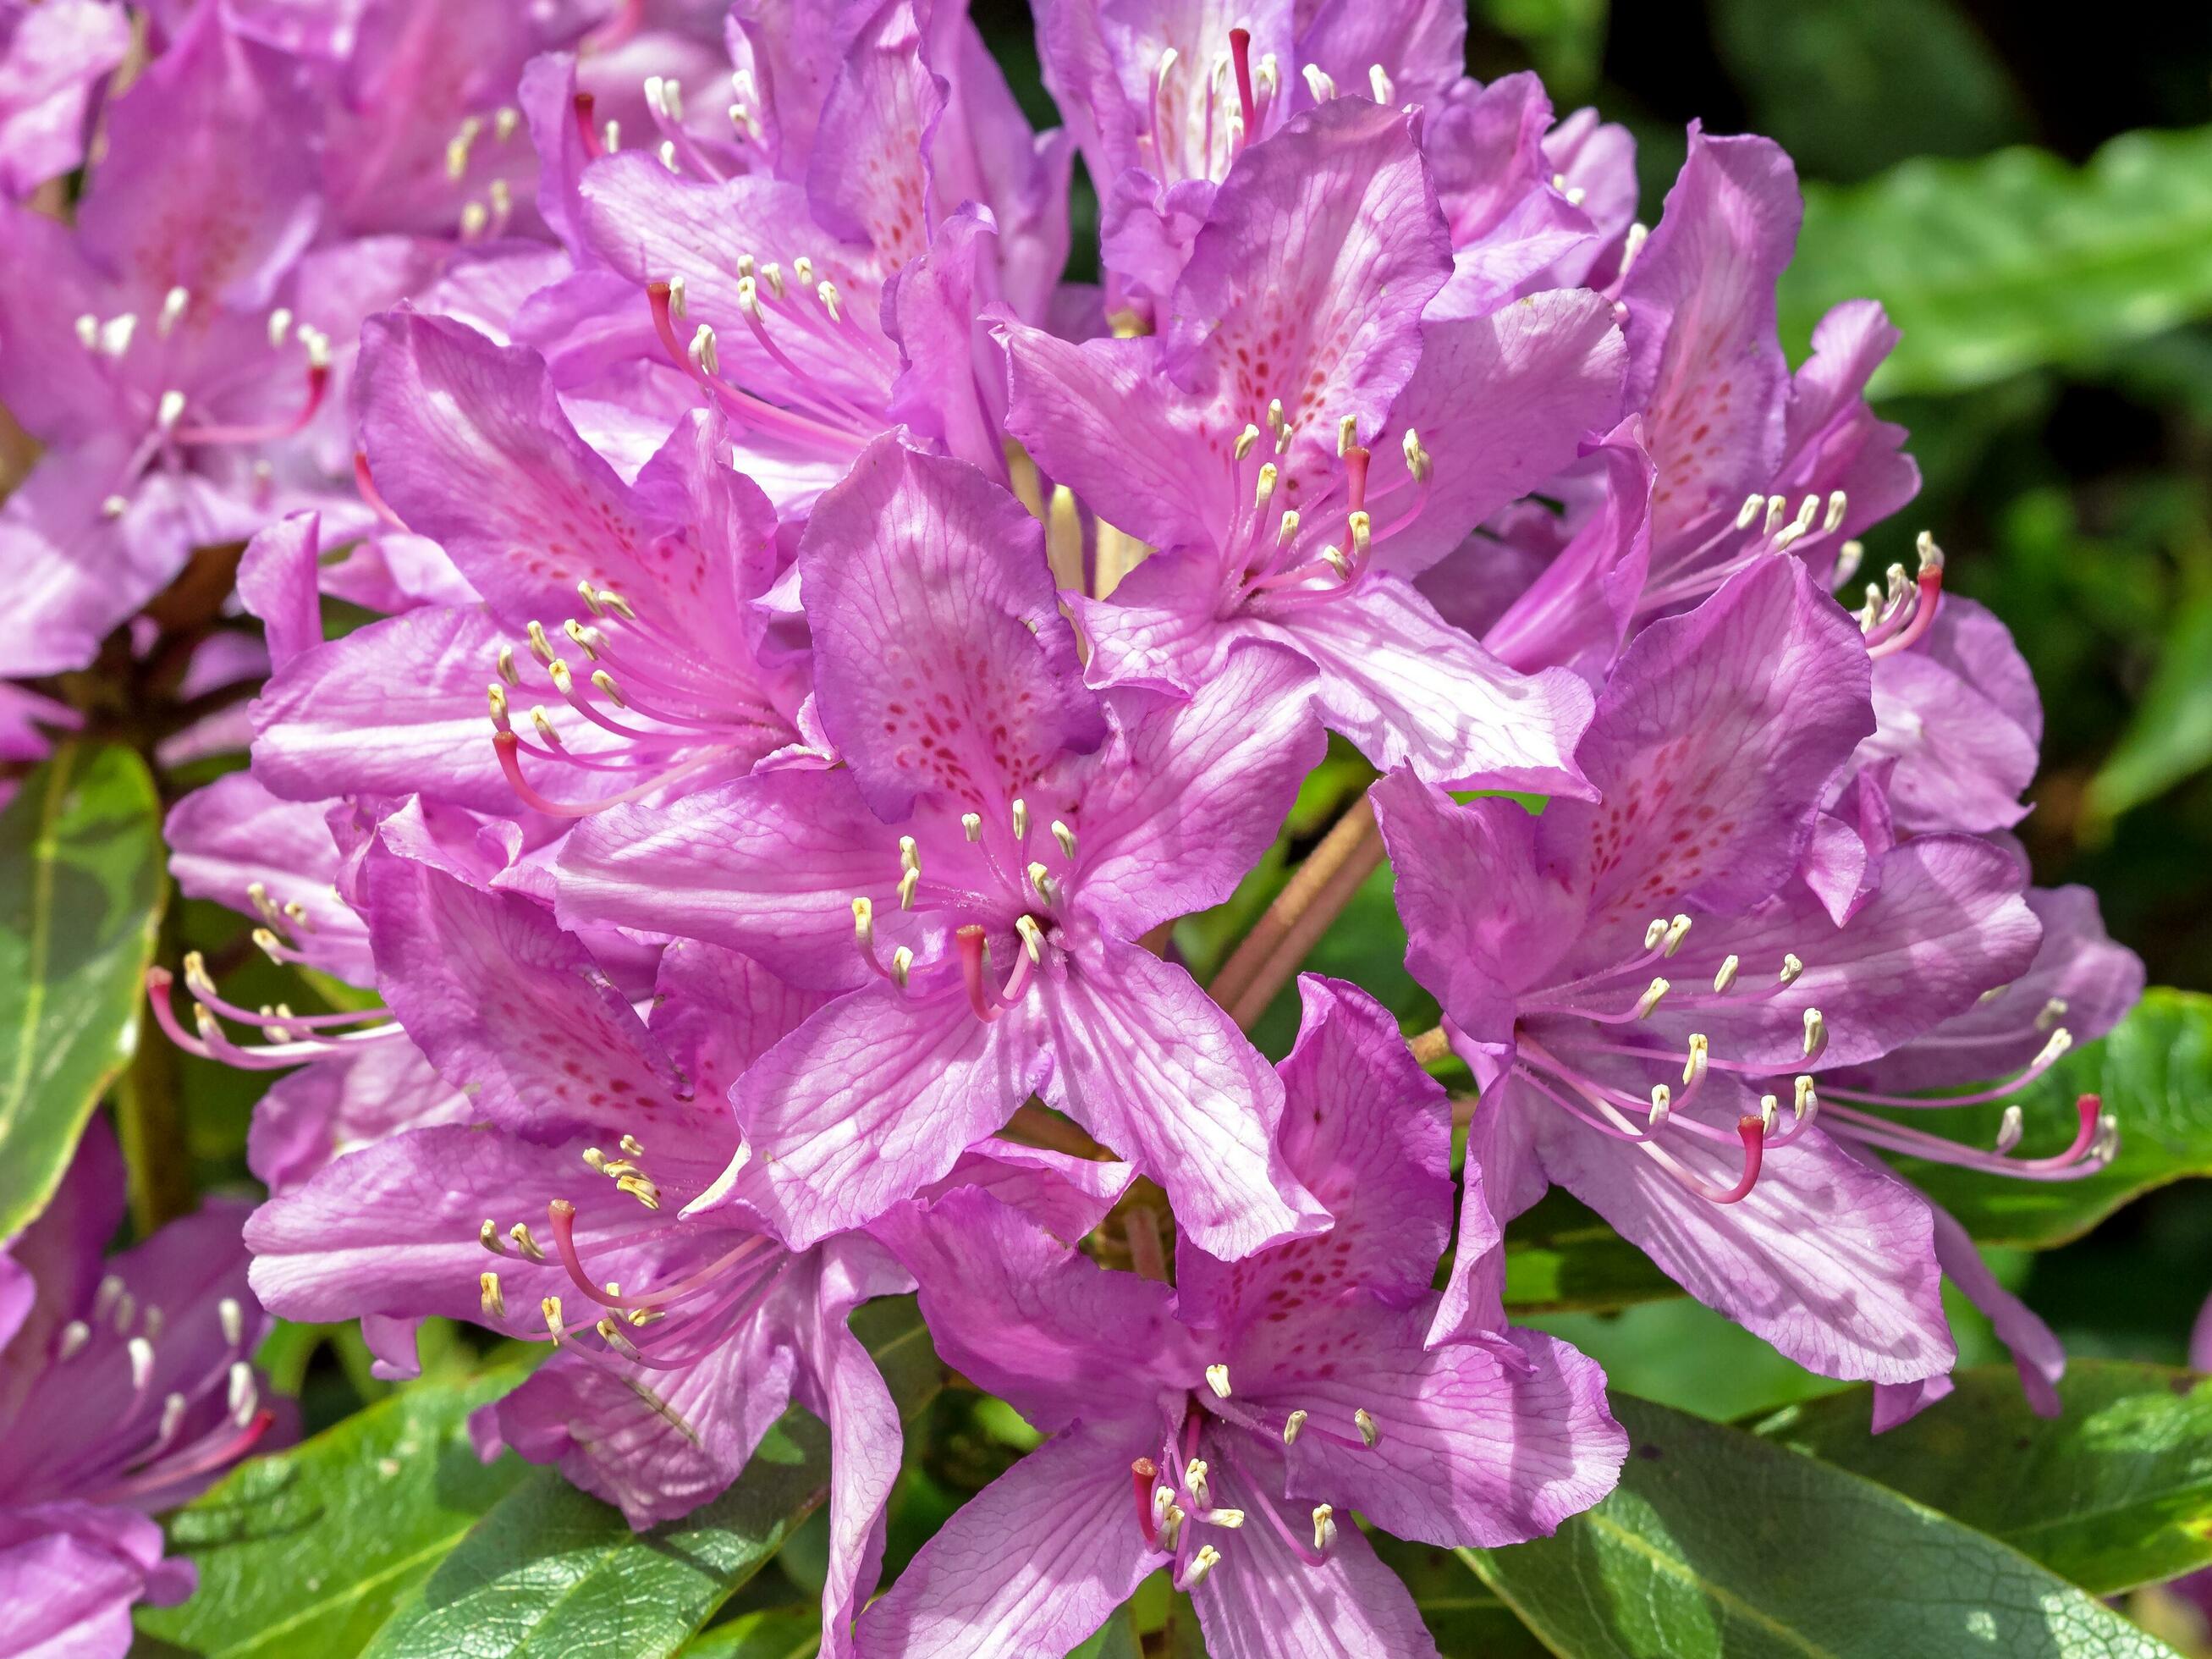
[1131,1457,1160,1546]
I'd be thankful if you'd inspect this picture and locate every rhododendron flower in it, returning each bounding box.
[252,311,815,819]
[559,437,1331,1260]
[1002,99,1625,791]
[1377,556,2048,1382]
[247,854,1125,1656]
[0,1121,274,1659]
[0,0,129,198]
[858,977,1623,1657]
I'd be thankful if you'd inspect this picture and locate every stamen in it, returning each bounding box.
[1648,1084,1670,1131]
[1015,915,1045,963]
[1185,1458,1209,1507]
[58,1320,90,1361]
[1282,1409,1307,1445]
[509,1221,547,1261]
[1802,1007,1826,1061]
[219,1297,244,1347]
[1793,1074,1819,1125]
[1368,63,1395,102]
[1354,1408,1378,1447]
[1682,1033,1709,1089]
[1312,1504,1337,1552]
[1012,797,1029,837]
[1736,493,1764,531]
[1663,914,1692,956]
[480,1271,506,1318]
[1051,820,1076,859]
[157,285,189,337]
[1176,1544,1221,1590]
[1995,1105,2023,1154]
[541,1294,565,1342]
[961,812,982,841]
[1634,977,1670,1018]
[1233,423,1260,460]
[128,1337,154,1392]
[1778,953,1804,986]
[1205,1364,1231,1399]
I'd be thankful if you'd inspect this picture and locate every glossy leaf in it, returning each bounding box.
[358,1299,942,1659]
[135,1365,531,1656]
[1780,124,2212,395]
[1756,1361,2212,1596]
[1470,1394,2178,1657]
[0,741,163,1237]
[678,1608,820,1658]
[1887,988,2212,1248]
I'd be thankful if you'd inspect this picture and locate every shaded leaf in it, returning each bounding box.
[1369,1534,1554,1657]
[2086,592,2212,824]
[1888,988,2212,1248]
[1501,1188,1683,1315]
[1756,1361,2212,1596]
[358,1299,942,1659]
[135,1365,531,1656]
[0,741,163,1236]
[678,1608,820,1658]
[1780,125,2212,395]
[1470,1394,2177,1657]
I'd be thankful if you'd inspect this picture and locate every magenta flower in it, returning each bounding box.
[251,309,815,819]
[246,850,1125,1656]
[857,977,1623,1657]
[1377,556,2047,1383]
[0,0,129,198]
[0,1120,275,1659]
[557,437,1331,1260]
[1001,99,1625,791]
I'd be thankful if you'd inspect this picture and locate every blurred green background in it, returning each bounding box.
[973,0,2212,1387]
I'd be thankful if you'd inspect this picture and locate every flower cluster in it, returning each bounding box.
[0,1,2145,1654]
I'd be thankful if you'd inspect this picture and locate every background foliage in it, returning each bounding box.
[8,0,2212,1653]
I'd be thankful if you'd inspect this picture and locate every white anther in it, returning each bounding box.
[1648,1084,1670,1131]
[445,113,482,181]
[1682,1033,1709,1089]
[1015,915,1046,963]
[94,1275,123,1320]
[1916,529,1945,576]
[480,1218,508,1255]
[2033,1028,2073,1069]
[1321,545,1350,577]
[267,306,293,349]
[961,812,982,841]
[1644,918,1670,951]
[1995,1105,2023,1155]
[1794,1074,1819,1125]
[732,67,757,102]
[2035,995,2069,1033]
[1052,820,1077,859]
[1833,539,1865,588]
[897,868,919,911]
[1758,1094,1778,1133]
[817,279,842,322]
[1401,426,1430,482]
[899,835,921,873]
[689,322,719,377]
[1027,862,1059,907]
[1276,508,1301,547]
[1312,1504,1337,1552]
[2092,1116,2121,1162]
[1337,414,1358,457]
[658,138,678,172]
[1010,797,1030,838]
[1823,490,1848,532]
[603,118,620,152]
[1156,45,1180,80]
[563,618,601,659]
[1633,977,1670,1019]
[1736,492,1764,531]
[793,255,816,288]
[1778,953,1804,986]
[1185,1458,1209,1507]
[1354,1407,1379,1447]
[1256,53,1279,97]
[1207,1507,1246,1529]
[1663,914,1692,956]
[1802,1007,1825,1058]
[487,683,510,726]
[1368,63,1395,102]
[128,1337,154,1392]
[509,1221,546,1261]
[1151,1484,1175,1526]
[890,946,913,989]
[1301,63,1336,101]
[852,896,875,953]
[1158,1502,1186,1552]
[58,1320,90,1361]
[662,77,685,122]
[156,389,186,431]
[494,105,520,142]
[99,312,138,356]
[1205,1363,1232,1399]
[1254,461,1278,511]
[101,494,128,519]
[1763,494,1787,534]
[74,312,98,349]
[1886,563,1911,606]
[157,285,190,337]
[1621,221,1652,274]
[1179,1545,1221,1590]
[228,1359,256,1425]
[1348,510,1371,554]
[459,200,489,238]
[590,669,625,706]
[1283,1408,1307,1445]
[157,1391,188,1444]
[219,1296,245,1348]
[760,261,784,299]
[480,1270,507,1319]
[667,273,688,319]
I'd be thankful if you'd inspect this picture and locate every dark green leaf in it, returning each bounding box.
[1470,1394,2177,1657]
[1066,1604,1142,1659]
[677,1607,820,1658]
[1779,125,2212,396]
[1888,988,2212,1248]
[1755,1361,2212,1595]
[2086,593,2212,824]
[1500,1189,1683,1315]
[135,1366,531,1656]
[1368,1534,1554,1656]
[0,741,162,1235]
[359,1299,941,1659]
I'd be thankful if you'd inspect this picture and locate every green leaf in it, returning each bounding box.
[1887,988,2212,1248]
[1778,124,2212,396]
[677,1608,820,1658]
[2085,592,2212,824]
[1500,1189,1683,1315]
[1368,1534,1554,1656]
[1755,1361,2212,1596]
[1066,1604,1142,1659]
[359,1298,943,1659]
[1470,1394,2178,1657]
[134,1365,531,1656]
[0,741,162,1236]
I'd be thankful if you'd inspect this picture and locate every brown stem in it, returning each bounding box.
[1208,796,1384,1029]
